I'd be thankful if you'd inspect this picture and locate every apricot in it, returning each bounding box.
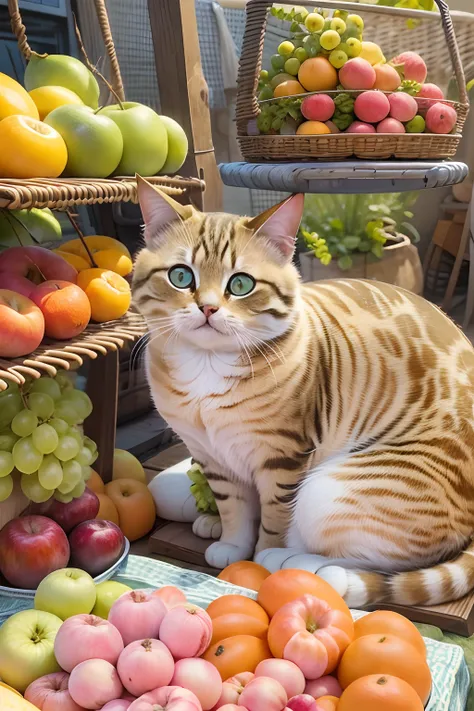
[77,268,131,322]
[57,236,133,277]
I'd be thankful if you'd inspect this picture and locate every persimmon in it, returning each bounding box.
[86,469,105,495]
[338,634,431,705]
[354,611,426,658]
[206,595,269,625]
[202,635,271,680]
[105,478,156,541]
[338,674,424,711]
[217,561,271,592]
[95,493,120,526]
[258,569,351,620]
[210,613,268,644]
[316,697,339,711]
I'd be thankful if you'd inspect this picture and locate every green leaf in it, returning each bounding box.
[343,236,361,250]
[338,255,353,271]
[371,242,384,259]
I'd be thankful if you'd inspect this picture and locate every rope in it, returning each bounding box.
[93,0,126,102]
[8,0,32,60]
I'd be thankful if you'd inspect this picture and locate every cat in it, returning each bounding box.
[133,175,474,608]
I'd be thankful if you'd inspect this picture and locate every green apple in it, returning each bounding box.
[92,580,132,619]
[24,54,100,109]
[159,115,189,175]
[34,567,97,620]
[45,105,123,178]
[0,608,62,692]
[101,102,168,175]
[0,208,62,248]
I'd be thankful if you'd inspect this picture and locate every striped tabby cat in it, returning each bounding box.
[133,176,474,608]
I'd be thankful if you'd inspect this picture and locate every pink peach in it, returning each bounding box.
[160,604,213,659]
[219,707,246,711]
[416,83,445,111]
[301,95,335,122]
[215,673,254,707]
[152,585,187,609]
[122,694,138,702]
[0,272,36,298]
[172,658,223,711]
[128,686,202,711]
[373,64,401,92]
[426,102,457,134]
[339,58,376,90]
[108,589,167,646]
[238,677,288,711]
[388,92,418,122]
[117,638,175,697]
[377,118,406,133]
[24,672,84,711]
[304,677,342,700]
[391,51,427,84]
[54,614,124,673]
[255,660,305,699]
[283,631,328,680]
[68,659,123,710]
[354,91,390,123]
[346,121,377,134]
[102,702,131,711]
[286,695,318,711]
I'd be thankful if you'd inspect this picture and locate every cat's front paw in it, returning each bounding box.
[205,541,253,569]
[192,514,222,540]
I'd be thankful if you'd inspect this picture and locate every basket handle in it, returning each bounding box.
[432,0,468,106]
[8,0,36,60]
[92,0,125,103]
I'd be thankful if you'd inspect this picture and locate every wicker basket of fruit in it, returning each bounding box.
[236,0,469,161]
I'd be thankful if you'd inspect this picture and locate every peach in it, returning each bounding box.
[172,658,223,711]
[102,702,131,711]
[0,246,77,288]
[238,677,287,711]
[391,51,427,84]
[377,118,405,133]
[304,677,342,700]
[416,83,444,111]
[122,693,138,702]
[128,686,202,711]
[108,589,167,645]
[388,93,418,122]
[346,121,376,134]
[152,585,187,609]
[54,614,124,673]
[0,272,36,298]
[117,638,175,697]
[31,280,91,339]
[0,289,44,357]
[354,91,390,123]
[219,707,245,711]
[159,604,212,659]
[24,672,84,711]
[339,58,375,90]
[283,631,328,680]
[301,95,335,122]
[68,659,123,710]
[373,64,401,92]
[255,660,304,699]
[76,268,131,323]
[426,103,457,134]
[215,673,254,707]
[287,695,319,711]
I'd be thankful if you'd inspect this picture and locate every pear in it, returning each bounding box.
[24,54,100,109]
[0,208,62,248]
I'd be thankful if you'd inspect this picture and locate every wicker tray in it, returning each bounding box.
[236,0,470,161]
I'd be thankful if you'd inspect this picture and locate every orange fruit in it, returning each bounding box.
[105,478,156,541]
[87,469,105,494]
[317,697,340,711]
[96,492,120,526]
[217,561,271,592]
[257,569,351,620]
[206,595,269,624]
[31,280,91,339]
[77,268,131,322]
[0,71,39,120]
[274,80,306,98]
[337,634,431,705]
[29,85,83,120]
[296,121,332,135]
[210,613,269,644]
[354,611,426,658]
[202,635,271,680]
[0,115,67,179]
[338,675,424,711]
[298,57,338,92]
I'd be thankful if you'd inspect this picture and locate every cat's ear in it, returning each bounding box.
[246,194,304,262]
[136,174,193,246]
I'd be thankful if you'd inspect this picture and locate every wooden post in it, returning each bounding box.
[147,0,223,212]
[84,350,119,483]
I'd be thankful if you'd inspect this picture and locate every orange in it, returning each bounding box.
[298,57,338,92]
[317,697,339,711]
[96,492,120,526]
[87,468,105,494]
[0,115,67,179]
[338,675,424,711]
[354,611,426,658]
[202,635,271,680]
[257,569,351,620]
[28,85,83,121]
[77,268,131,322]
[105,478,156,541]
[273,80,306,98]
[58,236,133,277]
[206,595,269,624]
[31,280,91,339]
[337,634,431,705]
[296,121,332,135]
[210,613,268,644]
[0,71,39,121]
[217,561,271,592]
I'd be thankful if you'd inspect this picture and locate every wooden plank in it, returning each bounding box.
[148,520,219,574]
[84,350,119,483]
[144,443,190,472]
[147,0,222,212]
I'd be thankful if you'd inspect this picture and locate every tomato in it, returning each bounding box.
[257,569,351,619]
[353,611,426,658]
[206,596,269,625]
[338,674,424,711]
[202,635,271,680]
[211,614,268,644]
[217,562,271,592]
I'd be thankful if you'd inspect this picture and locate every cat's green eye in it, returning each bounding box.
[227,273,255,297]
[168,265,195,289]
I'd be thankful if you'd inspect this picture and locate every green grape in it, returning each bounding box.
[67,427,83,448]
[76,446,94,467]
[0,474,13,502]
[83,436,97,453]
[0,431,19,452]
[21,472,53,504]
[57,459,82,494]
[27,393,55,420]
[278,41,295,57]
[70,479,86,499]
[89,449,98,465]
[49,418,69,435]
[38,454,63,490]
[55,371,74,391]
[54,491,73,503]
[54,398,83,426]
[0,392,22,429]
[82,465,92,481]
[284,58,300,76]
[12,436,43,474]
[271,54,285,71]
[32,423,59,455]
[0,451,14,477]
[294,47,307,63]
[61,390,93,422]
[54,435,80,462]
[30,378,62,401]
[0,382,18,394]
[11,409,39,437]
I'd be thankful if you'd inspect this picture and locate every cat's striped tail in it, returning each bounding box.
[318,540,474,608]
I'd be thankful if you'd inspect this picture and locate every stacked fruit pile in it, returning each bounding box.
[0,567,431,711]
[0,55,188,179]
[255,7,456,137]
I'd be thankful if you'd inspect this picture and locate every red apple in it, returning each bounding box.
[0,246,77,297]
[30,279,91,339]
[41,487,100,533]
[0,514,70,589]
[0,273,36,298]
[69,519,125,576]
[0,289,45,357]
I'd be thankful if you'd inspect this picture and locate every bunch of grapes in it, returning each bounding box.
[187,462,218,515]
[0,372,98,505]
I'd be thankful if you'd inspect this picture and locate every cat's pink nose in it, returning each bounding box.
[199,304,219,319]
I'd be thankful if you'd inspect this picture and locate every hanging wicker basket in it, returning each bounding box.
[236,0,470,161]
